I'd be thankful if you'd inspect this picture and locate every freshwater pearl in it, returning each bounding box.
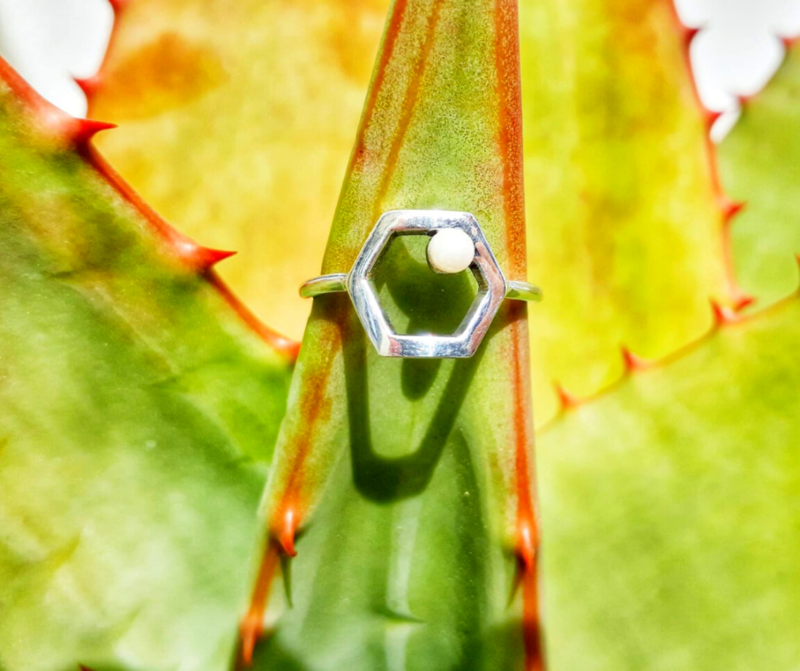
[427,228,475,274]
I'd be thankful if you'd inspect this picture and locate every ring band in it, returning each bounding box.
[301,273,542,303]
[300,210,542,359]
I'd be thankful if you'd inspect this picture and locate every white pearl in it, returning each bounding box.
[427,228,475,274]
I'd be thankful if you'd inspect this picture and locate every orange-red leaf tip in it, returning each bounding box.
[239,614,262,667]
[170,235,237,271]
[277,338,302,362]
[278,534,296,557]
[69,118,117,146]
[517,518,538,573]
[683,25,702,46]
[73,74,102,99]
[711,300,739,326]
[107,0,129,13]
[780,35,798,50]
[275,507,299,557]
[194,246,238,269]
[721,199,746,223]
[621,347,649,372]
[553,382,579,411]
[704,108,723,129]
[732,292,755,311]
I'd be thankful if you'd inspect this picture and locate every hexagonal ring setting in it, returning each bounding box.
[300,210,542,358]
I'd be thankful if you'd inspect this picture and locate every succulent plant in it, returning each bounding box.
[0,0,798,670]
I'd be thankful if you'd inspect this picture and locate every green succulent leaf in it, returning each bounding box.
[2,1,796,670]
[89,0,391,340]
[244,1,541,669]
[538,295,800,671]
[92,0,736,428]
[719,39,800,309]
[0,60,293,671]
[520,0,734,423]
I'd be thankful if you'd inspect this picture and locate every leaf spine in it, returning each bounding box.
[73,74,102,99]
[711,300,739,326]
[0,54,299,360]
[621,346,649,372]
[69,118,117,146]
[736,93,754,110]
[682,25,702,48]
[107,0,129,14]
[274,507,299,557]
[239,541,282,666]
[554,382,579,411]
[517,516,538,574]
[720,199,746,224]
[704,108,723,131]
[171,237,237,272]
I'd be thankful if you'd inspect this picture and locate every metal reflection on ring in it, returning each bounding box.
[300,210,542,359]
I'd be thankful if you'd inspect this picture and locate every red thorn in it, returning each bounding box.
[70,118,117,146]
[240,613,262,666]
[281,339,302,362]
[704,109,723,130]
[683,26,702,47]
[73,74,102,99]
[621,347,649,372]
[1,56,299,361]
[554,383,579,411]
[78,666,95,671]
[711,300,739,326]
[781,35,798,51]
[517,517,537,573]
[733,293,755,311]
[736,93,754,109]
[168,232,237,271]
[721,199,746,224]
[107,0,129,13]
[275,508,298,557]
[196,247,237,268]
[239,542,282,666]
[182,243,237,271]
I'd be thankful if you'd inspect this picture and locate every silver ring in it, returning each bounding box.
[300,210,542,359]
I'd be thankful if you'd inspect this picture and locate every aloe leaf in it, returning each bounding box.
[87,0,391,340]
[537,296,800,670]
[519,0,736,423]
[91,0,738,428]
[242,1,541,669]
[719,39,800,309]
[0,60,293,671]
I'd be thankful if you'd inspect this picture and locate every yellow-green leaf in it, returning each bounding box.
[538,295,800,670]
[0,59,292,671]
[719,39,800,309]
[90,0,391,339]
[520,0,733,423]
[93,0,737,428]
[244,1,542,668]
